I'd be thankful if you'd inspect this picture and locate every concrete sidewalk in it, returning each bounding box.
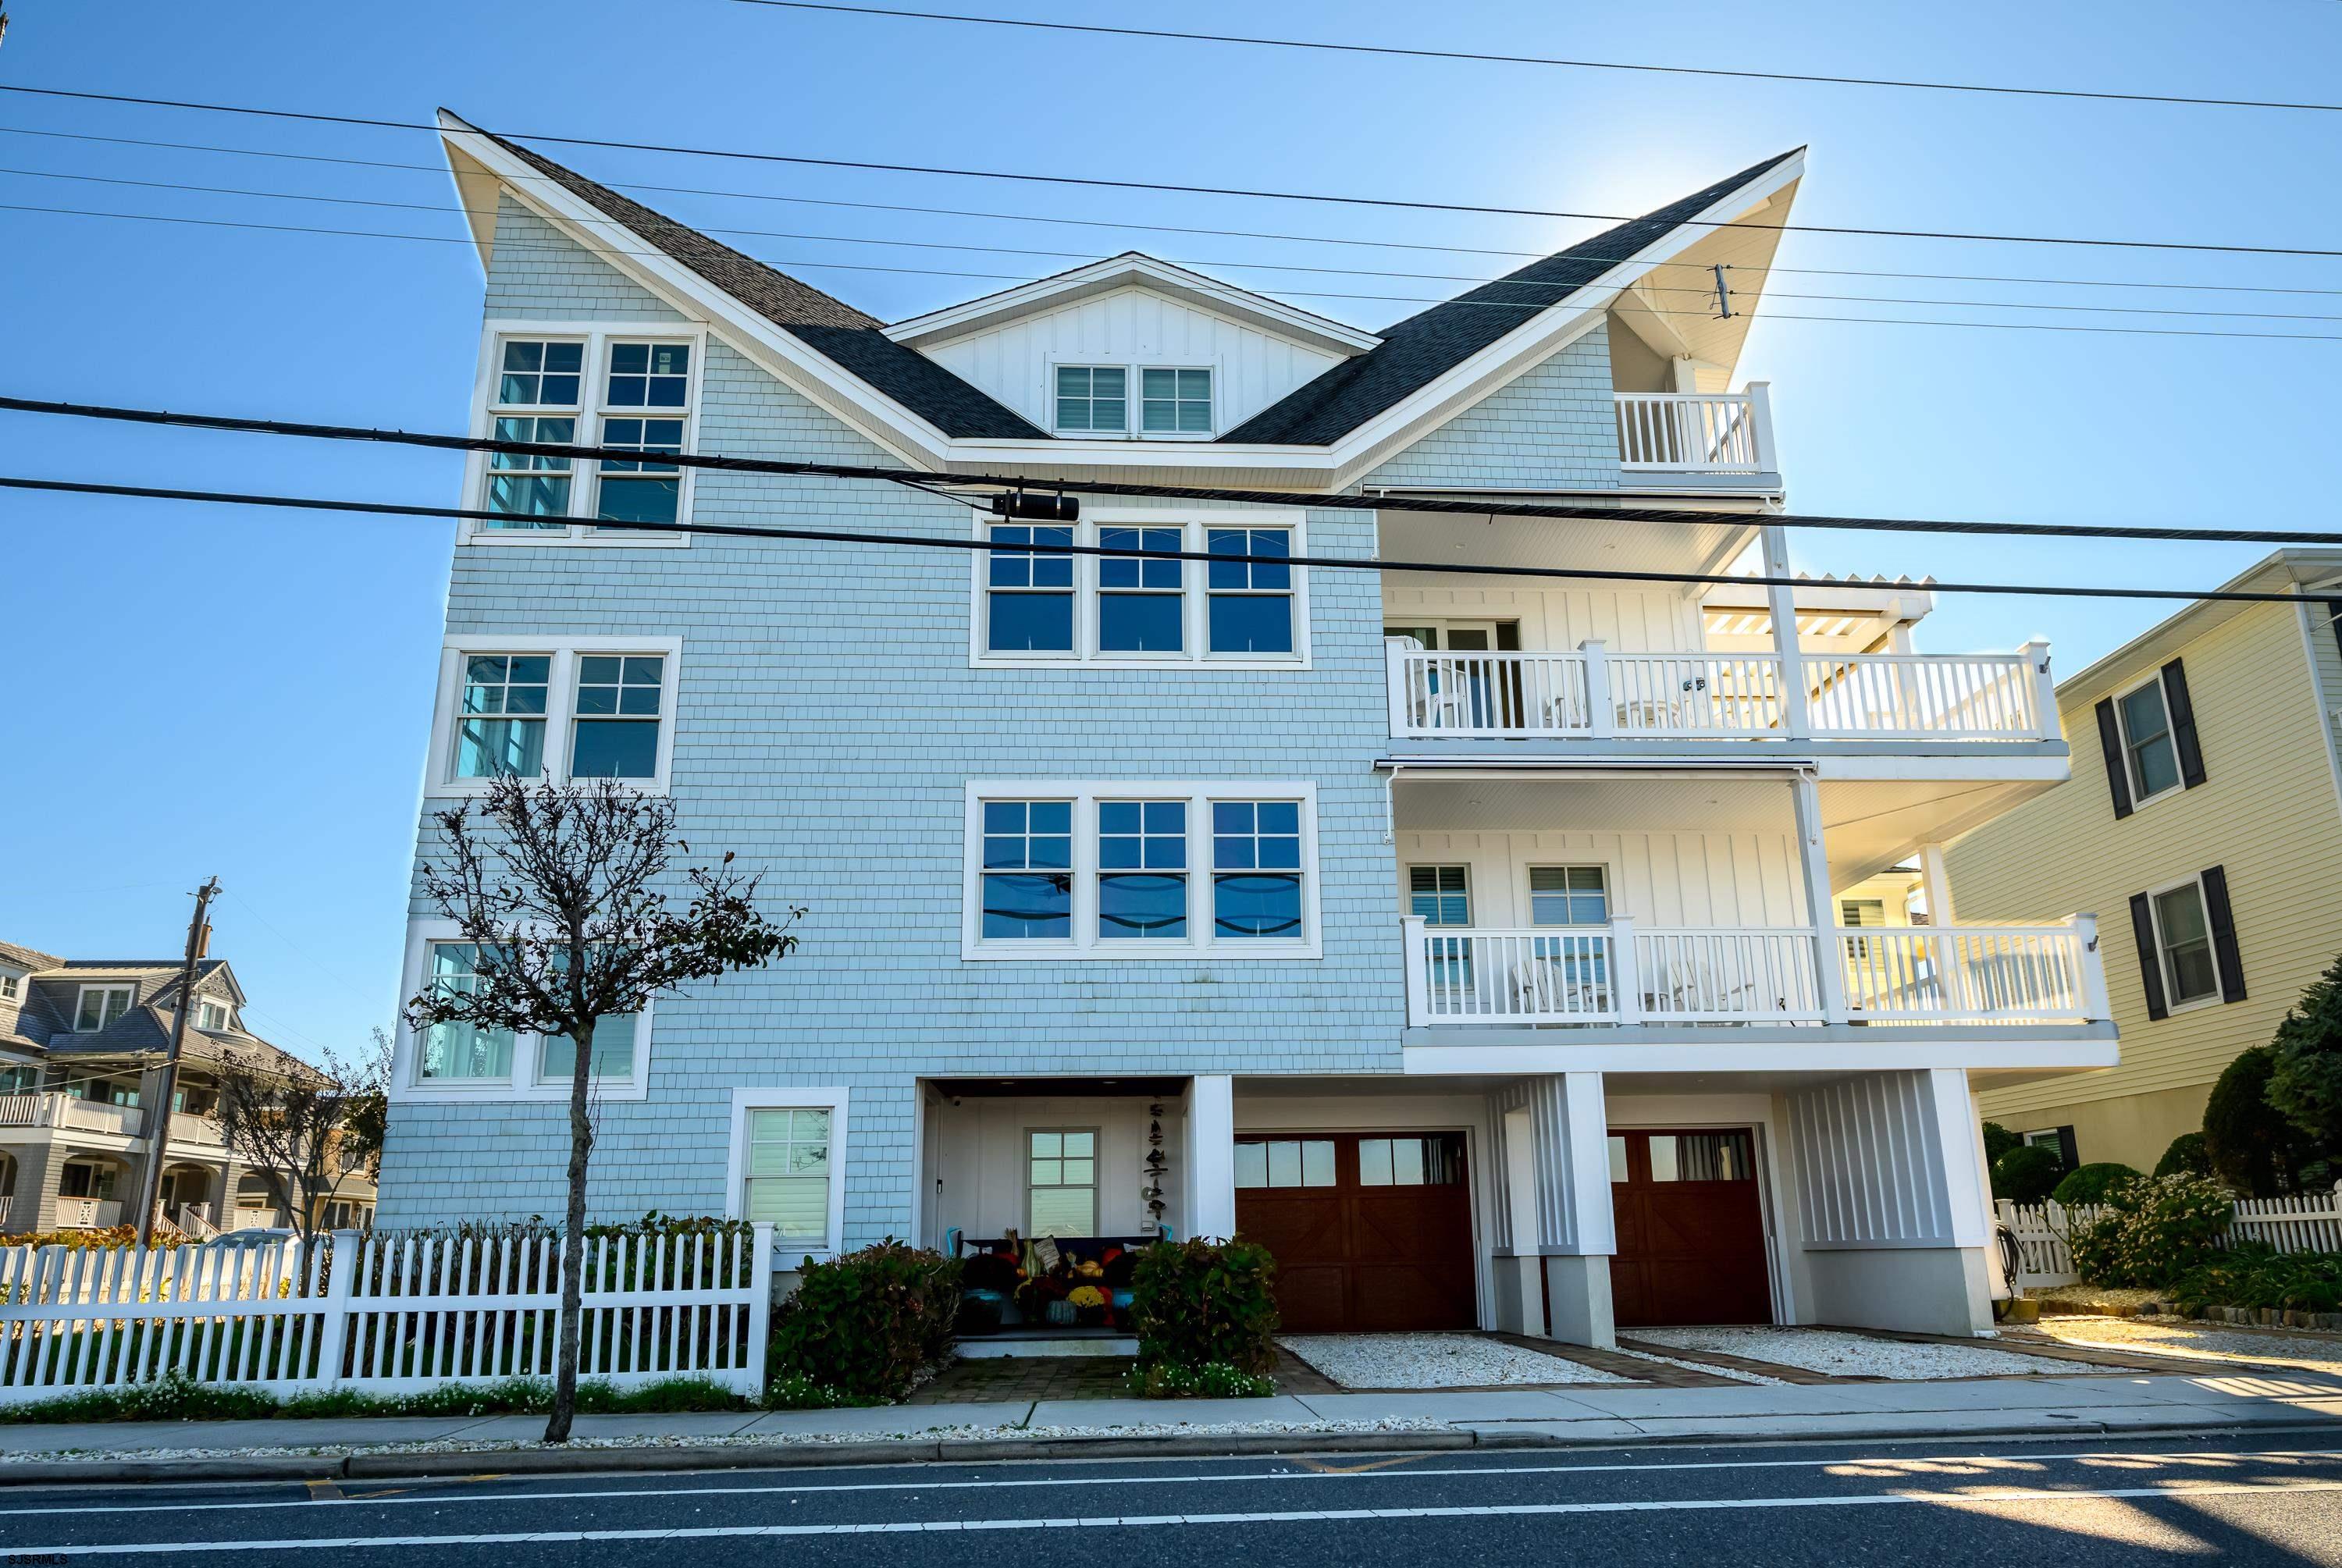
[7,1371,2342,1482]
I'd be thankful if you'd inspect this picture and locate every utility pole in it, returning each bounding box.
[135,876,219,1245]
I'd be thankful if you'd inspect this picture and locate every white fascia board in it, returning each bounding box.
[2054,549,2342,706]
[436,115,958,470]
[888,255,1379,357]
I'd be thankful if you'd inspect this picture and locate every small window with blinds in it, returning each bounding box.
[741,1108,834,1247]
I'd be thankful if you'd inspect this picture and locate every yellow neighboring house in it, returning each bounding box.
[1948,550,2342,1171]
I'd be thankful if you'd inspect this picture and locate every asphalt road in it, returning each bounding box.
[9,1436,2342,1565]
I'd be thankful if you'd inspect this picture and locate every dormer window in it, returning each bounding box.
[1052,364,1215,438]
[198,997,232,1032]
[1054,366,1126,433]
[75,983,133,1033]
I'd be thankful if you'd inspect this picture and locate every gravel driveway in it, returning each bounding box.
[1629,1325,2072,1379]
[1277,1332,1635,1388]
[2029,1315,2342,1378]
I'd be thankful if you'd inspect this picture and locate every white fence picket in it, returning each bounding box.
[0,1224,774,1406]
[1997,1182,2342,1292]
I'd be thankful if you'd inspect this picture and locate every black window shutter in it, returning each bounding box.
[2130,891,2169,1021]
[2055,1126,2079,1172]
[2161,659,2207,789]
[2095,698,2134,819]
[2201,864,2247,1003]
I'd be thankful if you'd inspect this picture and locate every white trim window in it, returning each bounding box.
[970,510,1308,669]
[1141,368,1214,435]
[463,323,699,546]
[1027,1128,1098,1236]
[1530,866,1609,926]
[2148,876,2221,1008]
[426,637,682,796]
[725,1088,849,1259]
[1408,865,1471,926]
[1053,365,1127,434]
[74,984,133,1033]
[2115,675,2184,806]
[195,997,232,1032]
[1049,363,1215,438]
[0,969,22,1003]
[963,782,1321,958]
[392,926,652,1101]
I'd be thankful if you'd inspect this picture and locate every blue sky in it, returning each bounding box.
[3,1,2337,1059]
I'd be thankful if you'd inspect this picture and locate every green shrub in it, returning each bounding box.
[2172,1245,2342,1314]
[2052,1162,2143,1206]
[2068,1173,2234,1289]
[1,1371,749,1426]
[1991,1143,2065,1203]
[2155,1132,2212,1179]
[1126,1360,1277,1399]
[1981,1122,2022,1165]
[1127,1236,1280,1382]
[767,1239,959,1403]
[2205,1047,2319,1198]
[763,1372,876,1410]
[2269,952,2342,1148]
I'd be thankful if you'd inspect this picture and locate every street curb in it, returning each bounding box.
[6,1413,2342,1488]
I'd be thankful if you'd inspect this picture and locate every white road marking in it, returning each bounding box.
[16,1479,2342,1554]
[9,1447,2340,1520]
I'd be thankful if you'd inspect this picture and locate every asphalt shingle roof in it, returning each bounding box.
[1219,150,1802,446]
[477,128,1050,441]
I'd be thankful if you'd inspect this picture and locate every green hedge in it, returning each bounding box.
[2173,1246,2342,1314]
[2052,1162,2142,1206]
[1127,1236,1280,1383]
[2069,1174,2233,1289]
[767,1240,959,1404]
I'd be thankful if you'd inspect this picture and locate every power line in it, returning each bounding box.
[11,120,2340,300]
[9,393,2342,549]
[4,471,2330,607]
[720,0,2342,115]
[7,84,2342,258]
[9,163,2340,327]
[18,165,2342,327]
[11,199,2342,343]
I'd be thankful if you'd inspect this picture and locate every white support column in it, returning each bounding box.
[2071,912,2114,1022]
[1401,915,1432,1026]
[1183,1074,1236,1242]
[1745,380,1777,472]
[1522,1072,1617,1349]
[1609,916,1640,1026]
[1790,770,1850,1023]
[1760,524,1809,737]
[2024,638,2059,741]
[1578,638,1614,738]
[1917,842,1957,928]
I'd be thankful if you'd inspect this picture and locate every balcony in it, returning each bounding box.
[1614,387,1778,487]
[1386,641,2059,745]
[1402,916,2110,1029]
[54,1198,124,1228]
[0,1092,144,1138]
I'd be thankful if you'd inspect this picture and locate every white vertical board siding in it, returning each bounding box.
[1393,830,1809,928]
[924,287,1346,433]
[926,1096,1178,1243]
[1486,1075,1610,1254]
[1786,1071,1957,1247]
[1382,577,1707,654]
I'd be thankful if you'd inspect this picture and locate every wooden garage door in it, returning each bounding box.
[1609,1129,1773,1328]
[1233,1133,1475,1332]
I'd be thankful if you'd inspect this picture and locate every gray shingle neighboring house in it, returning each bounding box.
[0,945,371,1236]
[382,119,2113,1347]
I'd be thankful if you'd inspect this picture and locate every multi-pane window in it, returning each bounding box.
[2118,678,2181,802]
[1530,866,1608,926]
[982,800,1075,939]
[596,418,685,525]
[0,971,18,1001]
[1235,1139,1334,1188]
[74,985,133,1033]
[0,1064,37,1095]
[1141,368,1212,433]
[742,1108,833,1245]
[418,944,514,1080]
[987,526,1077,652]
[1098,800,1187,940]
[2153,881,2220,1005]
[1097,527,1183,652]
[536,1013,639,1083]
[1359,1136,1464,1186]
[454,655,551,780]
[1027,1129,1097,1236]
[1212,801,1303,940]
[605,343,690,409]
[1409,866,1470,926]
[197,998,231,1032]
[1054,366,1127,432]
[1205,528,1294,655]
[570,655,664,779]
[486,340,583,531]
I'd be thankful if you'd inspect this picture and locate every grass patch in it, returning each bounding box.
[1124,1361,1278,1399]
[0,1372,755,1425]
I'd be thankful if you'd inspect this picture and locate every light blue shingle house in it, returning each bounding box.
[382,116,2113,1345]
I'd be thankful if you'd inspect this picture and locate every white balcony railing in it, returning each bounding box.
[55,1198,124,1228]
[1387,640,2057,744]
[1404,915,2109,1029]
[1615,387,1774,475]
[169,1114,226,1148]
[0,1092,144,1138]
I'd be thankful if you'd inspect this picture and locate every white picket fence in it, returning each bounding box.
[1999,1184,2342,1291]
[0,1225,773,1406]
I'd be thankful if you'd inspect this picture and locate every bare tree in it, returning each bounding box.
[402,773,799,1443]
[215,1028,394,1243]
